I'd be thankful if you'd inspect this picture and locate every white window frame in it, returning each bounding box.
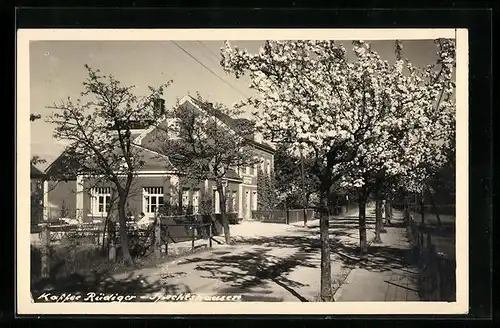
[253,159,258,177]
[232,190,237,213]
[252,191,258,211]
[143,187,164,215]
[182,188,190,209]
[166,117,182,140]
[192,189,200,214]
[266,159,271,175]
[213,187,220,214]
[90,187,112,217]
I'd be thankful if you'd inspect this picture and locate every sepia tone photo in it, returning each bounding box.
[17,29,468,315]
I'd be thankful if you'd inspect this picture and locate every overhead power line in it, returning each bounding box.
[197,40,223,64]
[171,41,250,98]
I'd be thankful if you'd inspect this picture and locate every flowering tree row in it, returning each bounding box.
[220,38,455,300]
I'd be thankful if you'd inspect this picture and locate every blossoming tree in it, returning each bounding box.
[339,39,456,245]
[220,38,455,300]
[155,94,259,244]
[383,39,456,227]
[221,40,380,300]
[46,65,171,264]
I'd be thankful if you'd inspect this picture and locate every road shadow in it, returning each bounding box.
[173,215,385,302]
[179,237,321,301]
[228,217,417,277]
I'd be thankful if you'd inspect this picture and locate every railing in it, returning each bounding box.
[152,213,226,257]
[393,203,456,216]
[406,215,456,301]
[34,213,225,279]
[33,220,107,245]
[251,208,316,225]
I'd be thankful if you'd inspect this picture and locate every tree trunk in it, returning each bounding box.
[385,198,392,225]
[319,188,332,301]
[217,182,231,244]
[118,195,133,265]
[373,198,383,244]
[101,215,109,254]
[420,190,425,226]
[358,190,368,255]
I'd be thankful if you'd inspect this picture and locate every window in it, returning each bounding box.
[143,187,164,214]
[212,188,220,213]
[249,163,255,176]
[91,187,112,216]
[266,160,271,174]
[192,189,200,214]
[226,192,231,212]
[182,188,190,208]
[232,190,237,213]
[252,191,258,211]
[166,118,181,139]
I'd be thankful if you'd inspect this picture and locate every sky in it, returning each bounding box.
[30,39,441,170]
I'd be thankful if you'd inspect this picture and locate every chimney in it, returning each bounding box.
[153,98,165,116]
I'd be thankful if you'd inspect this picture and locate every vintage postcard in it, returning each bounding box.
[17,28,468,315]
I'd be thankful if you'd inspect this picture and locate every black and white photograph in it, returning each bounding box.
[17,28,468,315]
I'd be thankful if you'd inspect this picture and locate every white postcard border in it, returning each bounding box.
[16,28,469,315]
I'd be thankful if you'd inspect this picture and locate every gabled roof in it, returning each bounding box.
[186,96,275,153]
[44,150,81,180]
[30,164,44,179]
[130,144,177,171]
[45,143,178,179]
[133,96,275,154]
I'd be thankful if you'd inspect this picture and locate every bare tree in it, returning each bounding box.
[157,94,259,244]
[46,64,172,264]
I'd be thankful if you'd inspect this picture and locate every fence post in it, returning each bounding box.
[191,223,195,251]
[154,212,161,258]
[303,208,307,227]
[165,225,169,256]
[40,222,50,279]
[209,222,213,248]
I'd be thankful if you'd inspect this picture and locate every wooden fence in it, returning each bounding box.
[406,215,456,301]
[33,220,106,245]
[35,213,228,279]
[154,216,215,258]
[393,203,456,216]
[251,208,316,225]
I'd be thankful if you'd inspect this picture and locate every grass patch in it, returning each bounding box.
[31,237,219,293]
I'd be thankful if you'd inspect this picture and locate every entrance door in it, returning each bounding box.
[245,191,251,220]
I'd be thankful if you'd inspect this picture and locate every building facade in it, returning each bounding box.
[44,96,275,223]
